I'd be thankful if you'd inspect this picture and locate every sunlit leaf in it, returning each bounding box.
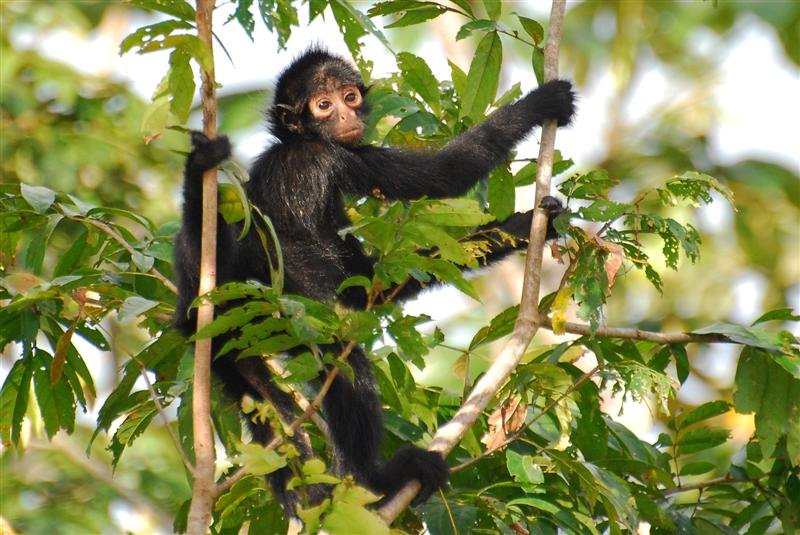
[20,183,56,214]
[461,31,502,121]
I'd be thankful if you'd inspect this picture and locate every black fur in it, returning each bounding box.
[174,48,574,515]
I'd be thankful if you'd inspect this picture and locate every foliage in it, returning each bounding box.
[1,1,798,534]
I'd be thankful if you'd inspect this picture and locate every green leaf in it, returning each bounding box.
[0,358,32,445]
[461,31,502,121]
[140,35,213,74]
[218,182,246,224]
[387,314,432,362]
[230,0,255,39]
[470,306,518,350]
[168,49,194,123]
[236,442,287,476]
[384,5,446,28]
[557,169,618,200]
[404,223,470,265]
[130,0,195,21]
[21,183,56,213]
[455,19,496,41]
[531,46,544,86]
[418,498,479,535]
[391,111,440,136]
[369,1,427,16]
[493,82,522,108]
[33,351,75,437]
[110,403,158,467]
[678,461,716,476]
[660,171,735,207]
[337,275,372,295]
[675,427,730,455]
[142,76,170,141]
[282,352,321,383]
[488,167,515,221]
[448,60,467,100]
[692,323,796,358]
[733,347,800,460]
[216,476,268,529]
[322,501,389,535]
[752,308,800,325]
[506,450,544,485]
[396,52,441,112]
[25,213,61,275]
[131,250,155,272]
[414,199,494,227]
[258,0,300,49]
[118,296,160,322]
[678,400,731,430]
[53,226,88,277]
[575,199,630,222]
[482,0,501,20]
[519,16,544,44]
[670,344,690,384]
[120,19,193,55]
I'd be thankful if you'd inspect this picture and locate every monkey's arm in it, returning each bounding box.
[381,197,565,304]
[348,80,574,200]
[173,132,233,333]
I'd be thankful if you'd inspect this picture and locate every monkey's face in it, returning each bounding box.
[307,84,365,145]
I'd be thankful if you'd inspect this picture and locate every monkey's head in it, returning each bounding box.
[269,48,368,146]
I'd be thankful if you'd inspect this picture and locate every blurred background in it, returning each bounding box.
[1,1,798,533]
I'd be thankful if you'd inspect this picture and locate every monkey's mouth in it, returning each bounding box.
[338,127,364,143]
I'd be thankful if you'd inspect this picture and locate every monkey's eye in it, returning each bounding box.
[343,88,362,107]
[317,100,332,111]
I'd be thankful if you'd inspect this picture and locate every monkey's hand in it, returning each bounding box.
[189,131,231,173]
[531,79,576,126]
[498,196,565,241]
[372,446,449,506]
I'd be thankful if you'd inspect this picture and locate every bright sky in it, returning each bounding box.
[19,4,799,172]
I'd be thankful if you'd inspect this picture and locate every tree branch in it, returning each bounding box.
[540,317,735,344]
[186,0,219,532]
[377,0,568,521]
[132,355,196,475]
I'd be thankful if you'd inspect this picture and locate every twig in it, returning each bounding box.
[264,359,332,440]
[662,475,734,496]
[269,341,356,448]
[79,217,178,294]
[377,0,569,521]
[186,0,219,532]
[540,317,734,344]
[131,354,196,475]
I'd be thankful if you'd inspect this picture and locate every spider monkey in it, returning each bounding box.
[174,47,575,515]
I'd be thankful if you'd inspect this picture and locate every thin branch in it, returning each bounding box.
[264,359,332,440]
[377,0,568,521]
[186,0,219,532]
[662,475,734,496]
[269,342,356,449]
[132,355,196,475]
[540,317,734,344]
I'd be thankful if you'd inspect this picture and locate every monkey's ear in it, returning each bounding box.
[276,103,303,134]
